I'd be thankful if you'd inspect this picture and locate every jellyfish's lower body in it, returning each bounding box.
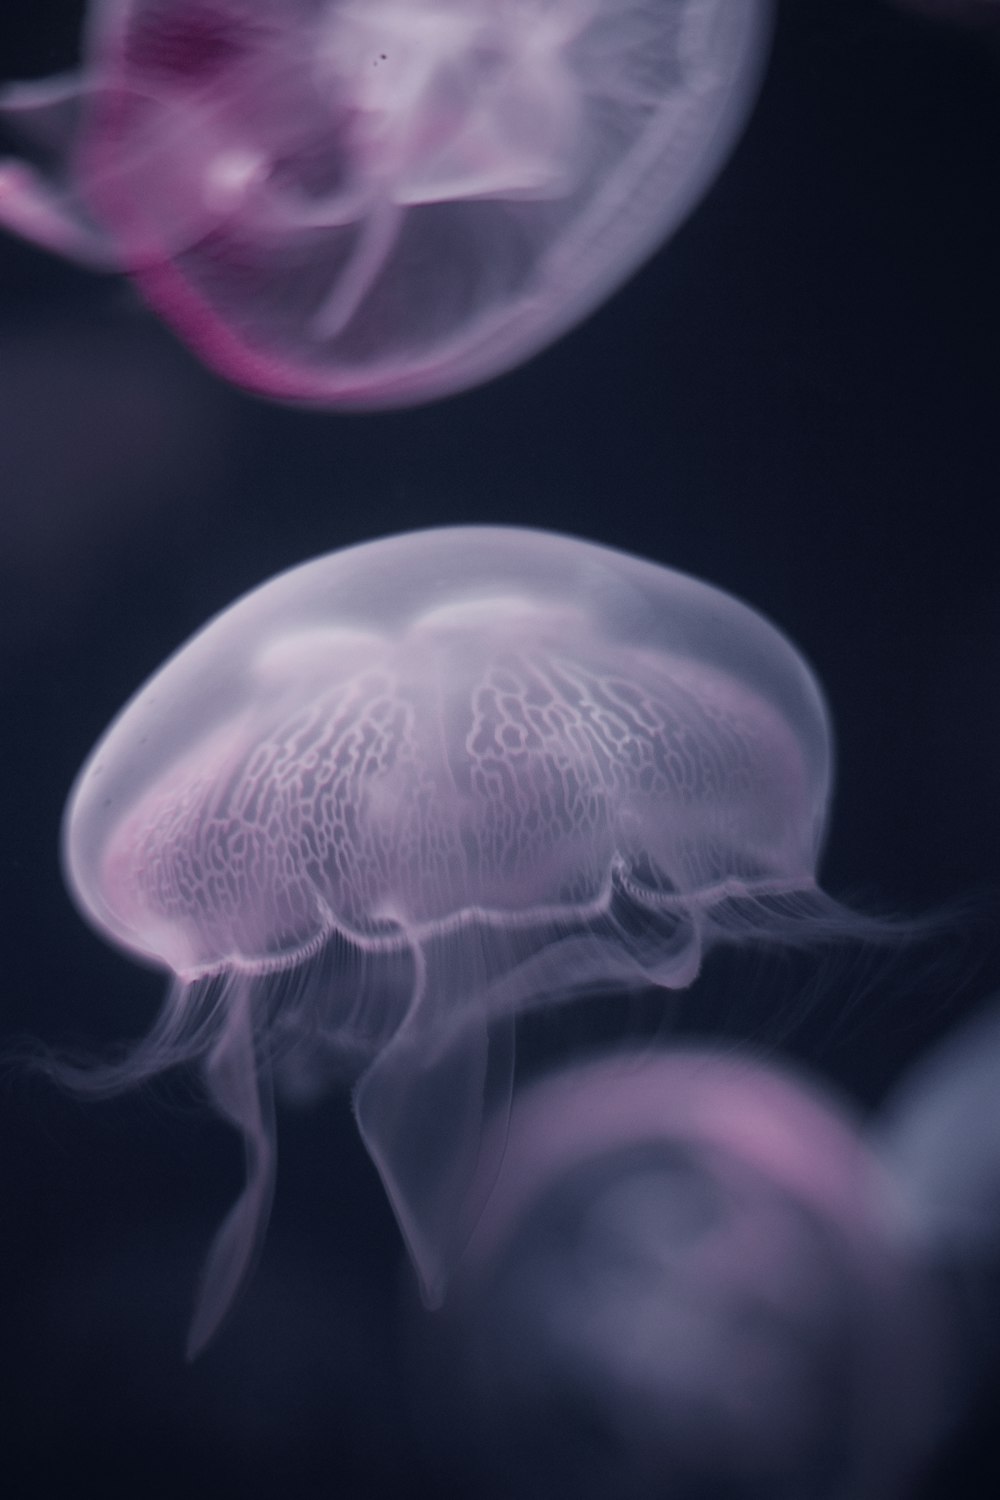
[353,935,516,1310]
[185,975,276,1359]
[40,868,921,1354]
[353,866,940,1312]
[353,890,706,1308]
[186,893,693,1354]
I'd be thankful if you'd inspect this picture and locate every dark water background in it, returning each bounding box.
[1,2,998,1495]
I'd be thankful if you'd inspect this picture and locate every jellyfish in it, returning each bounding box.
[416,1048,954,1500]
[0,0,772,407]
[63,524,862,1353]
[877,997,1000,1391]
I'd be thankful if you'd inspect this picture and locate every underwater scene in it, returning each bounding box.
[1,2,998,1497]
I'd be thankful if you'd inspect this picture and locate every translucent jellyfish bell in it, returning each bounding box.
[877,996,1000,1394]
[879,998,1000,1267]
[426,1050,952,1500]
[64,525,845,1352]
[0,0,772,406]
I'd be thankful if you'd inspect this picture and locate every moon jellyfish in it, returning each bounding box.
[0,0,772,407]
[878,998,1000,1389]
[880,1000,1000,1262]
[63,524,860,1353]
[420,1049,953,1500]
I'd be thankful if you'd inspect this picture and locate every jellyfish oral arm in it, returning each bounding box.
[0,157,118,265]
[311,198,402,341]
[0,77,120,267]
[185,975,275,1360]
[353,933,515,1309]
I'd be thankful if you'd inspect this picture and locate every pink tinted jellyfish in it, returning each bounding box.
[64,525,850,1353]
[421,1049,953,1500]
[875,995,1000,1429]
[0,0,772,407]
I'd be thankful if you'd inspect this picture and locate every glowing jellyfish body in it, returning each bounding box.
[64,525,837,1351]
[425,1050,952,1500]
[0,0,772,406]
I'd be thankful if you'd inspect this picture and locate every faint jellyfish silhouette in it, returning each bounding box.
[0,0,773,406]
[880,1000,1000,1261]
[418,1048,953,1500]
[63,524,867,1354]
[878,997,1000,1389]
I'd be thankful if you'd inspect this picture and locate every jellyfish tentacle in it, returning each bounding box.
[0,72,86,147]
[311,198,402,341]
[186,974,275,1360]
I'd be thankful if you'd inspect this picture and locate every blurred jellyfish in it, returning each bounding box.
[880,1001,1000,1261]
[0,0,773,407]
[878,997,1000,1389]
[63,524,877,1353]
[417,1048,954,1500]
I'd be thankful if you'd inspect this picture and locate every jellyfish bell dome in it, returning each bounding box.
[0,0,773,406]
[64,524,832,973]
[62,525,843,1352]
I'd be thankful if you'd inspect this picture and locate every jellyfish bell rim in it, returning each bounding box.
[61,523,833,975]
[62,845,827,991]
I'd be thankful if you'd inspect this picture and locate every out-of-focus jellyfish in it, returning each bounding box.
[417,1048,954,1500]
[880,1001,1000,1262]
[62,524,867,1353]
[0,0,773,407]
[878,998,1000,1389]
